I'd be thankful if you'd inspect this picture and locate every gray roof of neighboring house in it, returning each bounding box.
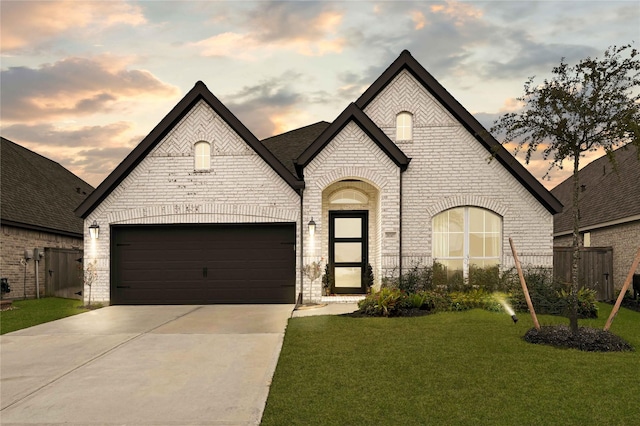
[1,137,94,237]
[261,121,331,175]
[551,144,640,235]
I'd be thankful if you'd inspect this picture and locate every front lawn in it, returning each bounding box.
[262,303,639,425]
[0,297,89,334]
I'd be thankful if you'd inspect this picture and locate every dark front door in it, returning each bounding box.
[329,211,368,294]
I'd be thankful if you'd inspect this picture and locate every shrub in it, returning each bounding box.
[449,289,504,312]
[357,288,405,317]
[508,267,598,318]
[397,263,433,293]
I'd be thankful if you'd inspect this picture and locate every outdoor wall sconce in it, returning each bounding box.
[89,221,100,240]
[308,218,316,236]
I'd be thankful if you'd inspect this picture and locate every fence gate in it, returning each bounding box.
[45,248,83,300]
[553,246,614,301]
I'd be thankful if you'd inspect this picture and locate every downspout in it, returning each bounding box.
[298,187,304,307]
[399,170,403,285]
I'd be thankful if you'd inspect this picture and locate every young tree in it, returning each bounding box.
[491,44,640,332]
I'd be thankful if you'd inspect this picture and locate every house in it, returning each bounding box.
[552,144,640,294]
[75,50,562,305]
[1,137,94,299]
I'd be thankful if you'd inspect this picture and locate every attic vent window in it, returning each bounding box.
[330,189,369,204]
[194,141,211,171]
[396,111,413,141]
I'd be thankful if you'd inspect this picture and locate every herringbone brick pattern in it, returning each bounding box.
[364,70,455,128]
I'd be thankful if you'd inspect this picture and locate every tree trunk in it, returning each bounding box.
[570,154,581,333]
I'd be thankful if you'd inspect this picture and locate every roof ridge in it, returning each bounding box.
[261,121,332,142]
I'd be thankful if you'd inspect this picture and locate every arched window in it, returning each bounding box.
[433,207,501,278]
[194,141,211,171]
[329,189,369,204]
[396,111,413,141]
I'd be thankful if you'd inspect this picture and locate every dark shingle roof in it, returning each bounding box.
[551,144,640,234]
[261,121,331,175]
[1,137,94,236]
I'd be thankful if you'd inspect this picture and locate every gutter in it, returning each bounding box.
[554,214,640,237]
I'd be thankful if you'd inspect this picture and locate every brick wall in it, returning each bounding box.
[303,121,400,300]
[84,100,301,304]
[1,225,83,299]
[555,220,640,291]
[364,70,554,273]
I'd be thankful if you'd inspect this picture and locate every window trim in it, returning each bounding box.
[396,111,413,141]
[432,206,502,278]
[194,141,211,171]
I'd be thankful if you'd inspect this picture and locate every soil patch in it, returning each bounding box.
[524,325,634,352]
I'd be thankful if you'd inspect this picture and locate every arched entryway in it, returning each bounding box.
[322,180,380,294]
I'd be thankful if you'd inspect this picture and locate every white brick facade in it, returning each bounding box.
[302,122,400,299]
[364,70,553,272]
[82,54,556,305]
[85,100,300,303]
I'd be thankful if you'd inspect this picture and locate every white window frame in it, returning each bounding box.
[194,141,211,171]
[432,207,502,279]
[396,111,413,141]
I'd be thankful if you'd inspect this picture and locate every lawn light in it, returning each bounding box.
[511,314,519,324]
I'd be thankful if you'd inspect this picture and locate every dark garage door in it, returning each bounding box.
[111,223,295,304]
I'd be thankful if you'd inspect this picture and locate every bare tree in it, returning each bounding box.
[492,44,640,332]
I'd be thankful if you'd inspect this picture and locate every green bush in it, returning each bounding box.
[508,267,598,319]
[357,288,405,317]
[449,289,505,312]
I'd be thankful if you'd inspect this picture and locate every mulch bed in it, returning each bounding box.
[524,325,634,352]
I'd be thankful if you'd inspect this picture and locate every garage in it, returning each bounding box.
[111,223,296,304]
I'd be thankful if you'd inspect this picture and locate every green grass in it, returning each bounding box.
[0,297,89,334]
[262,303,639,425]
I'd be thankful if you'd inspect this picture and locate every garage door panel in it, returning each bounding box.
[112,224,295,304]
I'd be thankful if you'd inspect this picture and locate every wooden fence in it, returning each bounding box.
[553,246,614,301]
[45,248,83,300]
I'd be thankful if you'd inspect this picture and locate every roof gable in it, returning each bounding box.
[356,50,562,215]
[295,103,410,177]
[552,144,640,233]
[1,137,93,236]
[76,81,303,218]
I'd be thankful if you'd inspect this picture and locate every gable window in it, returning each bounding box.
[329,189,369,204]
[194,141,211,171]
[396,111,413,141]
[433,207,501,279]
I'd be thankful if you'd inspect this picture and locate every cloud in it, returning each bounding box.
[0,0,146,52]
[191,2,346,58]
[479,36,600,80]
[222,72,312,138]
[1,56,179,121]
[3,122,142,187]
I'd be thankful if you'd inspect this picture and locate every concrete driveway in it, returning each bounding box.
[0,304,294,425]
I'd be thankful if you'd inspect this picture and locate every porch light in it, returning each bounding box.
[308,218,316,236]
[89,221,100,240]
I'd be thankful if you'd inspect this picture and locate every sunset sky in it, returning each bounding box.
[1,1,638,189]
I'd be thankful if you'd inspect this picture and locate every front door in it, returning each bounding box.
[329,211,368,294]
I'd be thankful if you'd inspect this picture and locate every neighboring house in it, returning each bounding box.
[1,137,94,299]
[552,144,640,292]
[75,50,562,305]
